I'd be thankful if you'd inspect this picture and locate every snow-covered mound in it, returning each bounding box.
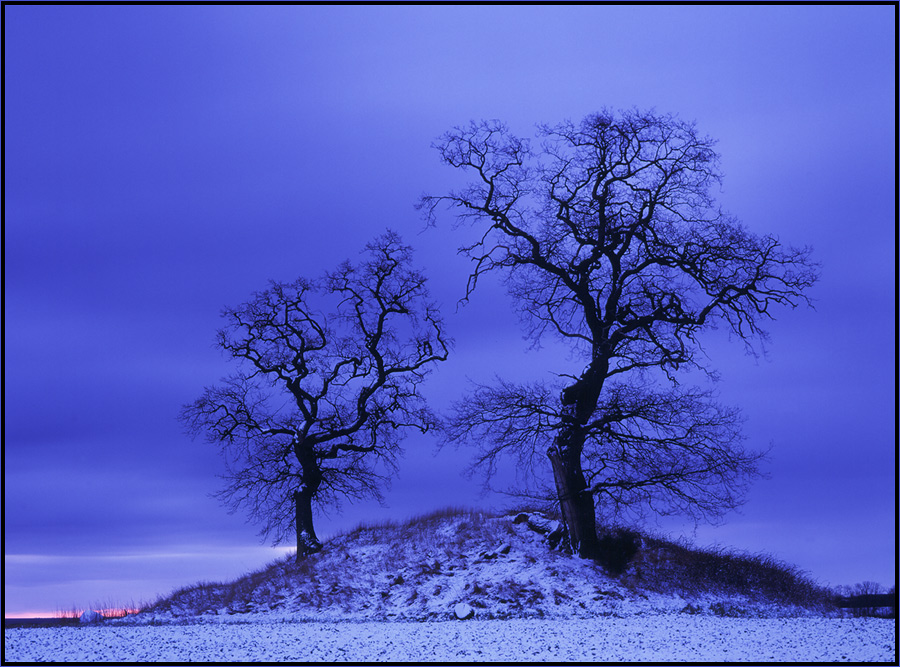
[132,508,831,623]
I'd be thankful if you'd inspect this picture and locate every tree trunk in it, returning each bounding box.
[293,489,322,559]
[292,438,323,560]
[548,434,601,560]
[549,356,607,560]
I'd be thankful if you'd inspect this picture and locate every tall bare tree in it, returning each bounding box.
[420,110,817,559]
[181,231,449,558]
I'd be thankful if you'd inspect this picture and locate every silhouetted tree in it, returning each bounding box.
[181,231,449,558]
[420,109,817,559]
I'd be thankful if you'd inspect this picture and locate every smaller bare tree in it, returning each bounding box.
[181,231,449,558]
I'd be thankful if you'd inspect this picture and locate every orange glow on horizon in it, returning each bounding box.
[5,607,141,620]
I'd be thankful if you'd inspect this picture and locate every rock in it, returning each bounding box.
[512,513,568,549]
[543,519,562,536]
[454,602,474,620]
[545,522,566,550]
[497,543,512,555]
[79,610,103,624]
[521,513,558,536]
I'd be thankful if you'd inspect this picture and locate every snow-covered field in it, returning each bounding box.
[5,616,895,662]
[9,511,893,662]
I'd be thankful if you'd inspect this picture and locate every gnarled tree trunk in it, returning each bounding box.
[548,430,600,559]
[293,444,324,560]
[548,356,607,560]
[293,489,322,559]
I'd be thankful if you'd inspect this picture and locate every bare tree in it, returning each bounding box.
[181,231,449,558]
[420,110,817,559]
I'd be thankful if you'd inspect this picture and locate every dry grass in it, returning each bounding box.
[55,598,142,622]
[620,531,831,608]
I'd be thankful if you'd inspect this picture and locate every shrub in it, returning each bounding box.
[596,528,641,575]
[618,530,831,608]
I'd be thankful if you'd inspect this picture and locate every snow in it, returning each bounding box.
[5,617,895,662]
[78,609,103,624]
[7,510,894,662]
[454,602,474,619]
[132,511,835,623]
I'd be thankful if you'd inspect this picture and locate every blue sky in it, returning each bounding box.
[4,5,895,617]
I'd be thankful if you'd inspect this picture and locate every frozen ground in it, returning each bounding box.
[132,509,837,623]
[11,511,892,662]
[4,616,895,662]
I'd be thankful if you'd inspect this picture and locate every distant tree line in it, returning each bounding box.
[834,582,896,618]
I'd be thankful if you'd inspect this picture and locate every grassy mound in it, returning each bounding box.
[136,507,833,622]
